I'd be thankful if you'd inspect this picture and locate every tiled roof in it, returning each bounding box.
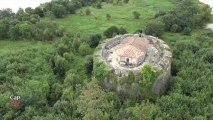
[115,37,149,58]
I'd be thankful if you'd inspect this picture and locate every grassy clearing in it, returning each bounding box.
[0,40,53,56]
[55,0,174,35]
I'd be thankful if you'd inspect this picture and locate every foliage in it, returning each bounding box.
[85,56,94,74]
[144,20,165,37]
[51,4,67,18]
[78,43,92,56]
[132,11,141,19]
[139,64,157,90]
[123,102,159,120]
[76,78,114,120]
[106,13,111,20]
[1,0,213,119]
[85,8,91,15]
[155,0,212,33]
[104,26,128,38]
[93,61,109,80]
[87,34,102,48]
[182,27,191,35]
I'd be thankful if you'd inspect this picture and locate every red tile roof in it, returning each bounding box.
[115,37,149,58]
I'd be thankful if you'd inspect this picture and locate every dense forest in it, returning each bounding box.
[0,0,213,119]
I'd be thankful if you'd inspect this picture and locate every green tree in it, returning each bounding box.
[93,61,109,80]
[85,56,93,74]
[85,8,91,15]
[124,102,159,120]
[34,7,44,17]
[182,27,191,35]
[18,22,32,39]
[144,20,165,37]
[87,34,102,48]
[76,78,113,120]
[139,64,156,89]
[0,8,14,19]
[104,26,120,38]
[48,83,63,105]
[119,27,128,34]
[64,71,81,89]
[78,43,92,56]
[0,20,8,39]
[25,7,33,15]
[51,4,67,18]
[53,55,69,77]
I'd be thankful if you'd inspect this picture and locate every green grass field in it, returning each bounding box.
[0,40,53,56]
[55,0,174,35]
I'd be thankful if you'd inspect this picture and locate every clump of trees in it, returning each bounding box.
[144,20,165,37]
[154,0,212,35]
[0,8,65,41]
[143,0,211,37]
[104,26,128,38]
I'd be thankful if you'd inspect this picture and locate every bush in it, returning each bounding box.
[51,4,67,18]
[96,3,102,9]
[139,64,157,90]
[182,27,191,35]
[144,20,165,37]
[104,26,120,38]
[119,27,128,34]
[87,34,102,48]
[133,11,141,19]
[170,24,179,33]
[79,43,92,56]
[85,56,93,74]
[104,26,128,38]
[106,14,111,20]
[203,50,213,64]
[123,0,129,4]
[85,8,91,15]
[134,29,143,34]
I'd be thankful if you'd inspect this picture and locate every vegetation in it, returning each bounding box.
[144,20,165,37]
[0,0,213,119]
[132,11,141,19]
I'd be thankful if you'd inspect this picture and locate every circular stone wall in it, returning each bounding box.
[95,34,172,95]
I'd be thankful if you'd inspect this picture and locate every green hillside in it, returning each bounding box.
[55,0,174,35]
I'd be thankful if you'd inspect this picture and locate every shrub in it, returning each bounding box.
[85,56,93,74]
[144,20,165,37]
[79,43,92,56]
[106,14,111,20]
[85,8,91,15]
[104,26,120,38]
[96,3,102,9]
[51,4,67,18]
[104,26,128,38]
[87,34,102,48]
[139,64,157,90]
[182,27,191,35]
[170,24,179,33]
[119,27,128,34]
[123,0,129,4]
[134,29,143,34]
[133,11,141,19]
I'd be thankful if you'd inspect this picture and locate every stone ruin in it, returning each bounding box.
[95,34,172,95]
